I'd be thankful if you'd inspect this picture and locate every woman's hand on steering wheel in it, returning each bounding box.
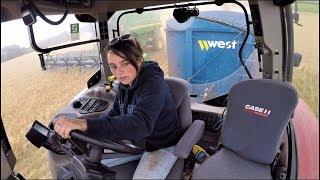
[53,116,87,139]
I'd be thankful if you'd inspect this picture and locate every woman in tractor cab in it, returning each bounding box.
[50,34,182,179]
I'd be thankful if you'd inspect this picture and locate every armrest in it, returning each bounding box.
[174,120,205,159]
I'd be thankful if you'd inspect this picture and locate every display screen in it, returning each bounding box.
[33,123,49,137]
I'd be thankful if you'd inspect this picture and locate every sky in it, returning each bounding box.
[1,15,82,49]
[1,3,246,49]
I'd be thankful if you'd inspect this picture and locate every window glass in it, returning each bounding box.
[108,1,260,106]
[1,14,99,179]
[291,1,319,118]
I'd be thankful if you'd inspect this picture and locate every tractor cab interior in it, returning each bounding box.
[1,0,305,179]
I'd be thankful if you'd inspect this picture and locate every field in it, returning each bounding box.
[1,12,319,179]
[292,12,319,118]
[292,1,319,14]
[1,45,97,179]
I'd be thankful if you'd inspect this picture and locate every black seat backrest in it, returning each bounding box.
[221,79,298,164]
[165,77,192,131]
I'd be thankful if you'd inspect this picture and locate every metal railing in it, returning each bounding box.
[43,50,100,69]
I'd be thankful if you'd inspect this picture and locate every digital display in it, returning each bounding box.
[33,123,49,137]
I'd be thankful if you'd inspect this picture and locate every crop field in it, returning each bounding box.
[292,11,319,118]
[1,11,318,179]
[1,53,97,179]
[292,1,319,14]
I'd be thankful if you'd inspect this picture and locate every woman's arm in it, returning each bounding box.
[107,93,121,117]
[86,77,166,142]
[53,93,121,139]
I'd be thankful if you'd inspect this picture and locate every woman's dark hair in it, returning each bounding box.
[104,34,143,71]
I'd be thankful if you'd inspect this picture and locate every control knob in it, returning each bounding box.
[72,100,82,109]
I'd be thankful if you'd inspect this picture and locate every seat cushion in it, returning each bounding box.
[192,148,272,179]
[111,160,140,179]
[110,158,184,179]
[167,158,184,179]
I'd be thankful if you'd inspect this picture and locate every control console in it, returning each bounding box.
[73,97,109,114]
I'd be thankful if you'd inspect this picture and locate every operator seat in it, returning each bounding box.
[168,77,205,178]
[192,79,298,179]
[112,77,205,179]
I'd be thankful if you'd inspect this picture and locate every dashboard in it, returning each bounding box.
[51,83,116,123]
[77,97,109,114]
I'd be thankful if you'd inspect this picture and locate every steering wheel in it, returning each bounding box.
[50,113,144,155]
[68,130,144,154]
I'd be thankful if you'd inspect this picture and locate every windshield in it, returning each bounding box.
[108,2,261,105]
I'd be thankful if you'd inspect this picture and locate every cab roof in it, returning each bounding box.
[1,0,191,22]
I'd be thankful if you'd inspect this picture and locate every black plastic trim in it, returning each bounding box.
[281,5,294,82]
[87,69,101,88]
[27,24,99,54]
[287,121,298,179]
[75,14,96,22]
[273,0,295,7]
[249,4,263,37]
[70,130,144,154]
[0,117,16,169]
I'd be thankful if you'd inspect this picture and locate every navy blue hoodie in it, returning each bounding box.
[86,61,182,151]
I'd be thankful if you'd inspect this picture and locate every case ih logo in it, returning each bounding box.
[198,40,237,51]
[244,104,271,118]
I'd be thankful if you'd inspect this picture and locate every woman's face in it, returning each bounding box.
[107,51,139,86]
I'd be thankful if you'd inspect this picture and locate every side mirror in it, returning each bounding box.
[293,52,302,67]
[292,12,302,26]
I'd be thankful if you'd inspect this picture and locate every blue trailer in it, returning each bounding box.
[165,10,261,103]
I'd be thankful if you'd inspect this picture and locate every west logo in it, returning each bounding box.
[243,104,271,118]
[198,40,237,51]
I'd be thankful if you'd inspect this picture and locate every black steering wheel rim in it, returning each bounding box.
[51,113,144,154]
[69,130,144,155]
